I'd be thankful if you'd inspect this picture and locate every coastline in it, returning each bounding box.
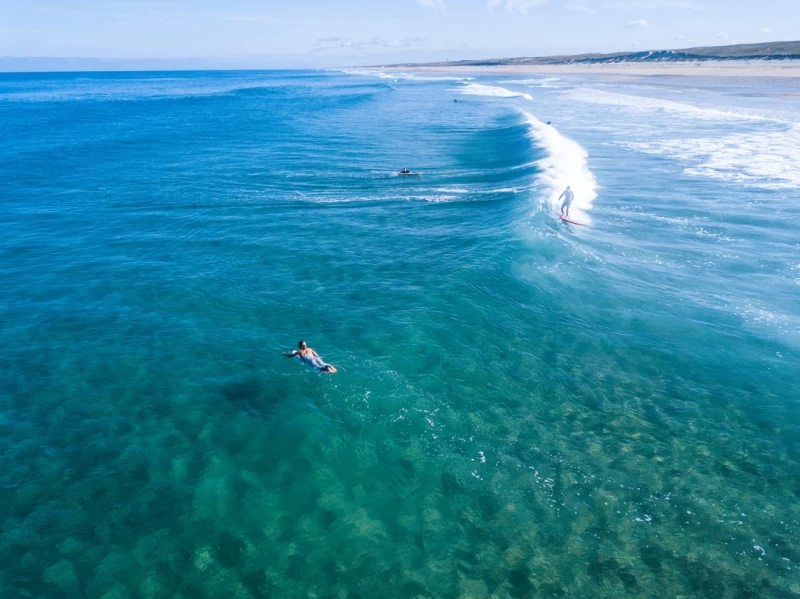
[385,60,800,79]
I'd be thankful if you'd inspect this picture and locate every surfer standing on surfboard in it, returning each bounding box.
[559,186,575,217]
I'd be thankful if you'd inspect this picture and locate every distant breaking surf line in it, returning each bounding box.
[458,83,533,101]
[500,77,562,88]
[569,88,772,123]
[339,69,473,82]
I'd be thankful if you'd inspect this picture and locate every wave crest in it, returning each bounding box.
[523,113,597,221]
[459,83,533,101]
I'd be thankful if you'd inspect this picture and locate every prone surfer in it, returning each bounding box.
[283,341,337,373]
[559,186,574,217]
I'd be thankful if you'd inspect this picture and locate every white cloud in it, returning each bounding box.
[760,27,772,33]
[716,32,729,40]
[565,1,596,13]
[488,0,548,14]
[626,19,648,27]
[674,34,687,40]
[417,0,447,16]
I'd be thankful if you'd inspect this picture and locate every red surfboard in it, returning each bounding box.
[560,215,587,226]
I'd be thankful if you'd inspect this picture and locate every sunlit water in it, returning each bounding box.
[1,70,798,597]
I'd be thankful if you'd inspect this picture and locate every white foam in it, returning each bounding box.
[569,87,800,189]
[459,83,533,101]
[340,69,399,81]
[490,186,524,194]
[431,187,470,193]
[528,77,562,89]
[570,89,770,123]
[400,74,475,82]
[502,77,562,88]
[341,69,472,82]
[626,124,800,190]
[523,113,598,222]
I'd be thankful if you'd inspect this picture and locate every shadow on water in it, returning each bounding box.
[219,374,291,422]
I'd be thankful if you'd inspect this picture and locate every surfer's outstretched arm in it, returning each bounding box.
[283,350,299,358]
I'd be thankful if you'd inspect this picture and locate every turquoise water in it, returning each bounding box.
[1,70,799,597]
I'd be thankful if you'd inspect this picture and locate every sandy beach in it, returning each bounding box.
[389,60,800,80]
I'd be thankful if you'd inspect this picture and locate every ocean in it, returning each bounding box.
[1,69,798,597]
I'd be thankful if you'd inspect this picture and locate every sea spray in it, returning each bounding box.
[523,112,598,221]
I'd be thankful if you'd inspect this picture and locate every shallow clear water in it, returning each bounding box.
[1,70,798,597]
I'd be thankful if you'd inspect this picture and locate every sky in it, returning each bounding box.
[0,0,797,69]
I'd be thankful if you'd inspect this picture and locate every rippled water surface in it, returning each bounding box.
[1,70,799,597]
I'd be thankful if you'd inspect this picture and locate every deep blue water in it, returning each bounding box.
[1,69,799,597]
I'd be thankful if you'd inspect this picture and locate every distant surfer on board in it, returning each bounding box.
[283,341,337,373]
[559,186,575,217]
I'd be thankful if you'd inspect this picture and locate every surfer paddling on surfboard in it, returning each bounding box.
[559,186,575,217]
[283,341,337,373]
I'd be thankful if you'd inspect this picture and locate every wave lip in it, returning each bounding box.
[457,80,597,222]
[523,113,598,222]
[459,83,533,101]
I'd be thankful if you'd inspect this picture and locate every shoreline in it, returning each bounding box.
[385,60,800,79]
